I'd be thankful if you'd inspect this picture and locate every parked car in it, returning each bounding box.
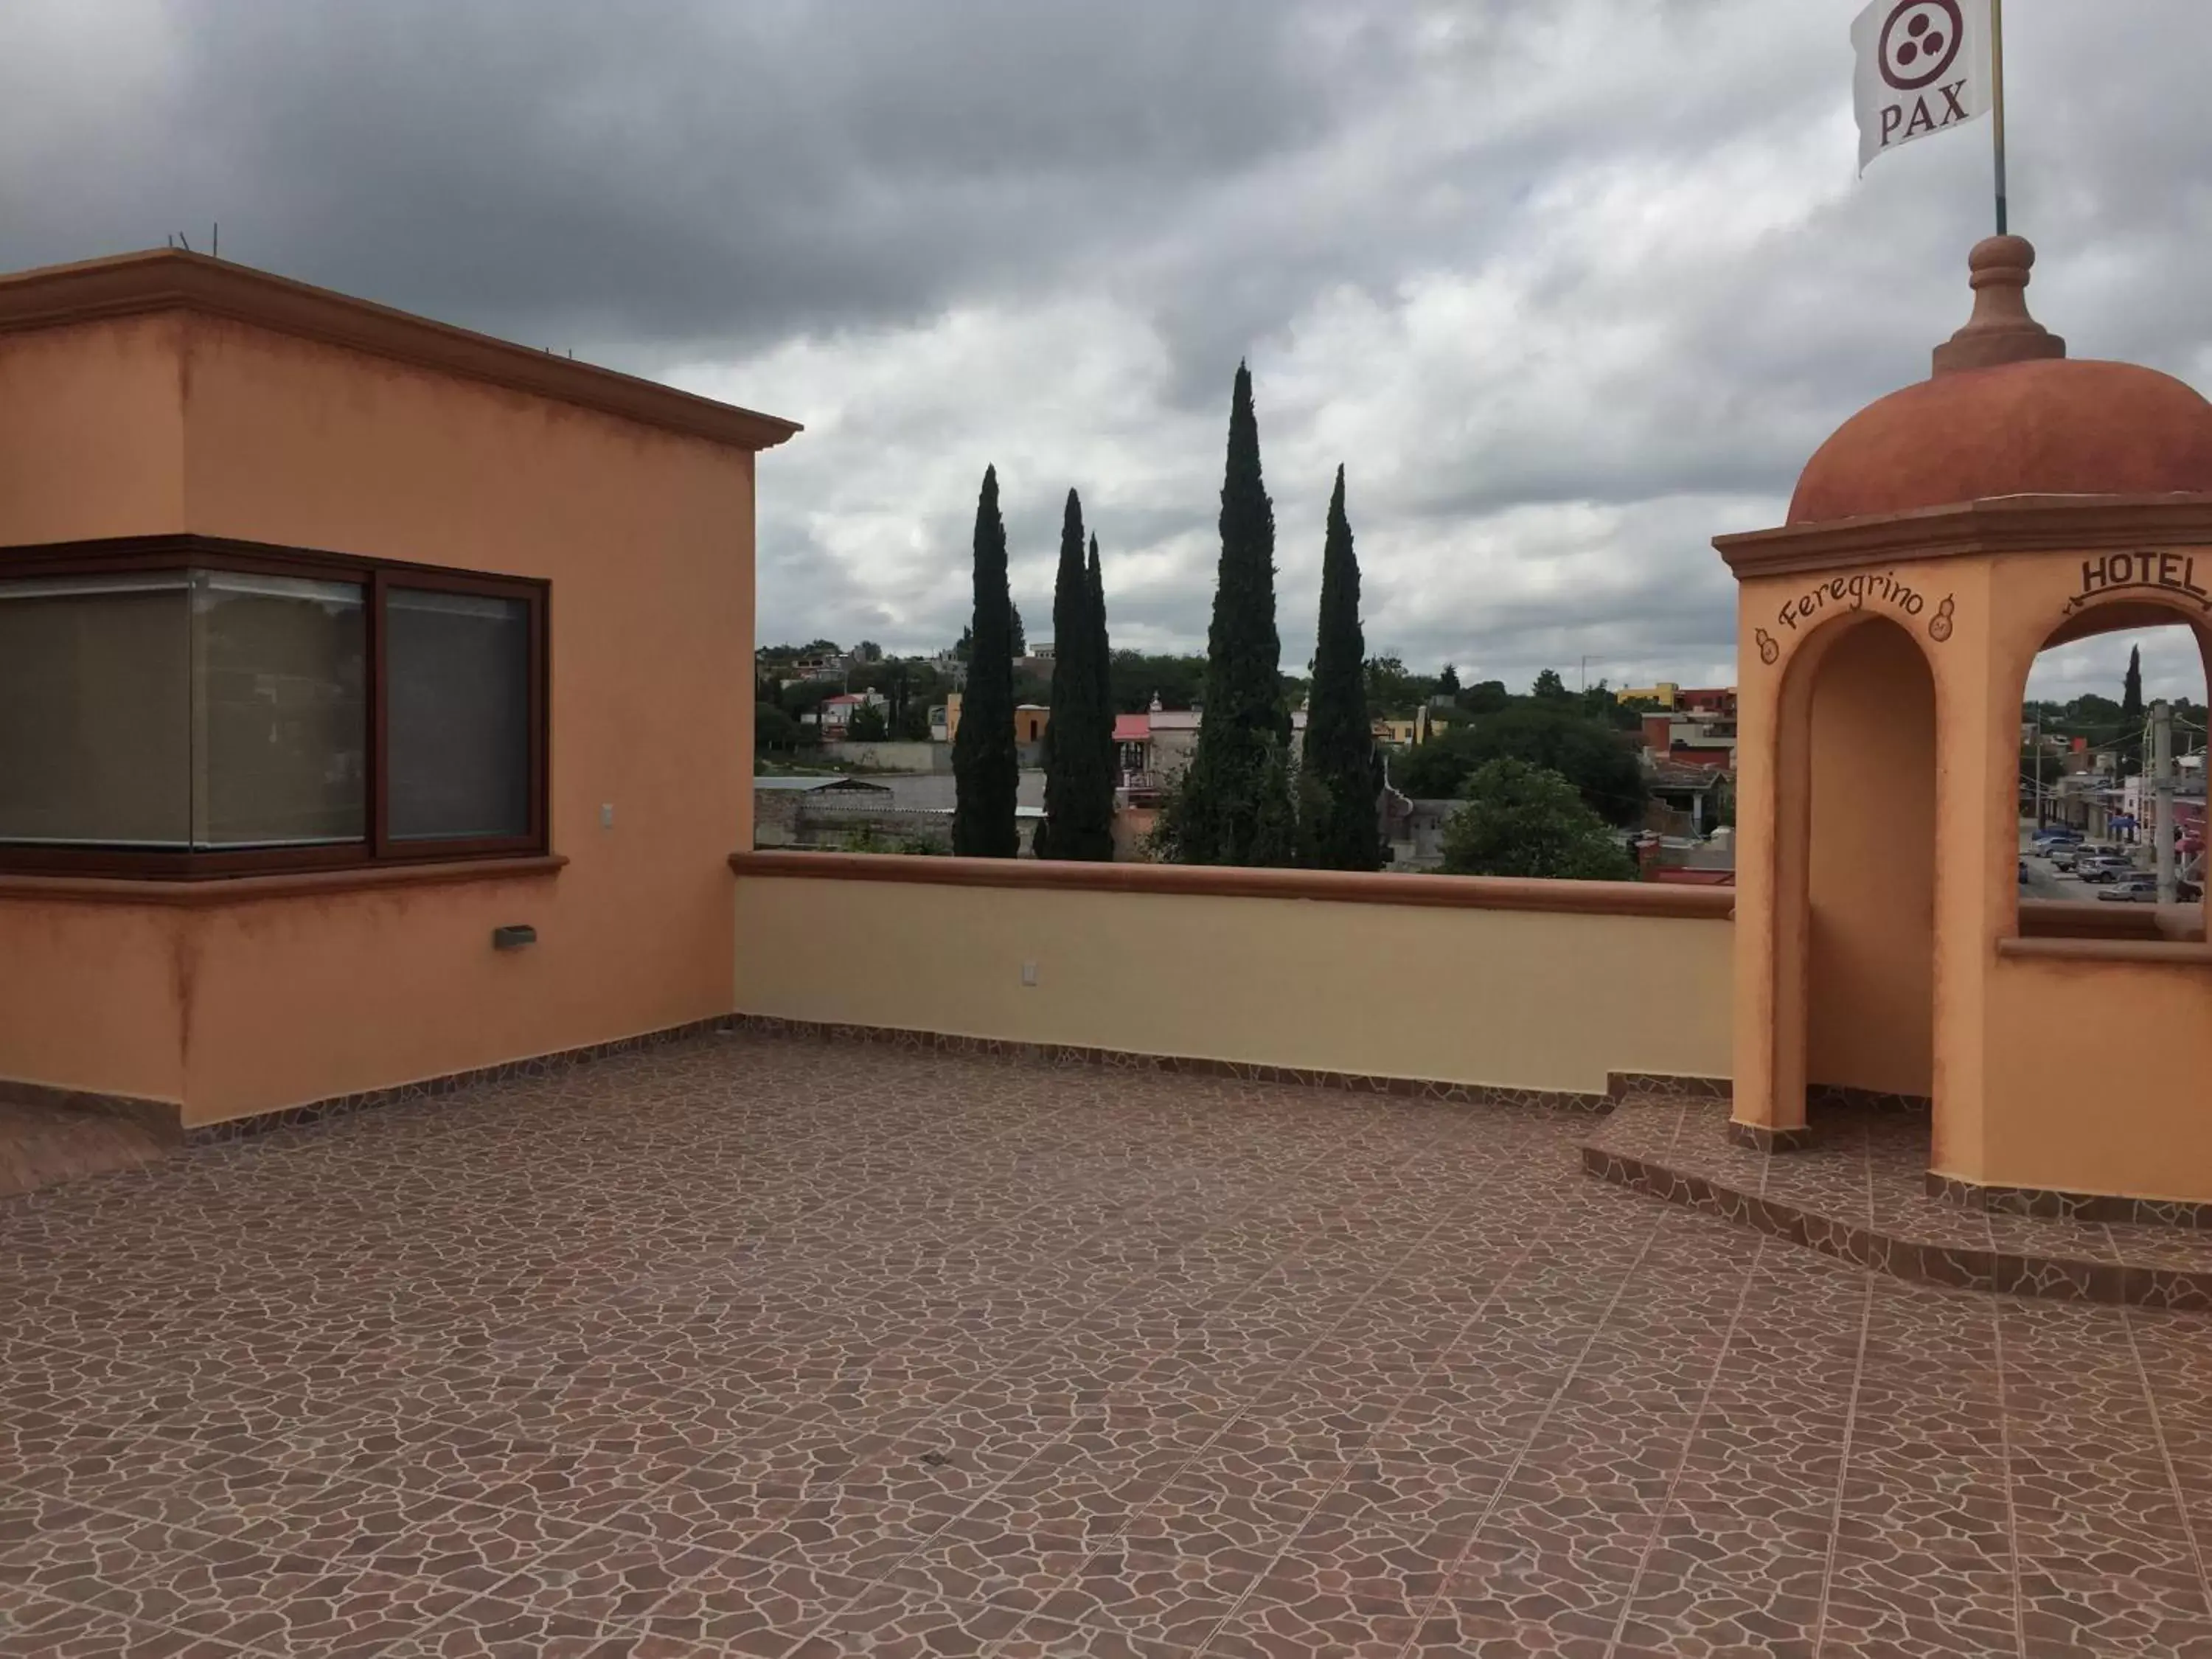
[2032,828,2082,847]
[2076,858,2132,884]
[2098,874,2162,902]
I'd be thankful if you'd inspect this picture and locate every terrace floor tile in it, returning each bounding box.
[4,1034,2212,1657]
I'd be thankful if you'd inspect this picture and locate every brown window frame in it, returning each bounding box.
[0,534,549,880]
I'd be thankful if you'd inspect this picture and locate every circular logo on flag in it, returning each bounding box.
[1879,0,1964,91]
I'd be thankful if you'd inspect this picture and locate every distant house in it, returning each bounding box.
[1116,699,1332,796]
[1113,712,1152,785]
[1646,760,1728,837]
[1113,700,1207,798]
[1372,706,1450,750]
[801,689,888,741]
[1638,707,1737,771]
[1616,684,1737,719]
[942,693,1049,761]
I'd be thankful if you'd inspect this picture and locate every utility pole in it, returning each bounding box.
[2026,720,2043,830]
[2154,700,2177,905]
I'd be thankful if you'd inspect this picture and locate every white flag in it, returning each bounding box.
[1853,0,1991,175]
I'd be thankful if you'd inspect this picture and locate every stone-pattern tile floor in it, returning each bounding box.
[6,1034,2212,1658]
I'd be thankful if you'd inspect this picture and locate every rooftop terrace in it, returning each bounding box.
[6,1034,2211,1658]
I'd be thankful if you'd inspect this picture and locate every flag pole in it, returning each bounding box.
[1991,0,2008,234]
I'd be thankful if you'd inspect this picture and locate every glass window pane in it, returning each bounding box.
[190,572,367,849]
[0,574,191,846]
[386,588,532,841]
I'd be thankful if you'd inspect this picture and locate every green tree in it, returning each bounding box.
[1038,490,1115,861]
[1009,602,1028,659]
[953,467,1019,857]
[1364,655,1436,718]
[1459,680,1512,714]
[1109,653,1206,713]
[1171,363,1293,865]
[1531,668,1570,700]
[1440,758,1638,881]
[1391,706,1647,826]
[846,703,889,742]
[1438,662,1460,695]
[1297,466,1380,870]
[754,703,802,755]
[778,681,841,734]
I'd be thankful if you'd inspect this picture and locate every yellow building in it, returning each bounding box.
[1616,682,1681,709]
[1371,708,1451,749]
[943,692,1049,748]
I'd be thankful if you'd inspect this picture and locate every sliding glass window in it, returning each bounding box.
[0,540,545,877]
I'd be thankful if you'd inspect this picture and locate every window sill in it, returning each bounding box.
[0,854,568,908]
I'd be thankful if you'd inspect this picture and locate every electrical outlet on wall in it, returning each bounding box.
[1021,961,1040,987]
[600,803,615,829]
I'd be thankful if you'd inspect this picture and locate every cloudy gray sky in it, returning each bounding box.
[7,0,2208,703]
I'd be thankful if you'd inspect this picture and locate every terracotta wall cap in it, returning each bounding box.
[728,849,1736,919]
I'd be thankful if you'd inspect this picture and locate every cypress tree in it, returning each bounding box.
[1174,363,1293,865]
[1039,491,1115,861]
[952,467,1019,857]
[1089,532,1117,806]
[1089,535,1112,719]
[2121,645,2145,773]
[1298,466,1382,870]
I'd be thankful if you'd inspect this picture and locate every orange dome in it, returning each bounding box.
[1788,357,2212,525]
[1786,235,2212,525]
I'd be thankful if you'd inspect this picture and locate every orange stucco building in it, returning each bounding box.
[0,251,796,1128]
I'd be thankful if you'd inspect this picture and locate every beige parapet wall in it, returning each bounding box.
[729,852,1735,1098]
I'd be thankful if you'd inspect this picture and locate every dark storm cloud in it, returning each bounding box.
[7,1,2211,695]
[3,0,1327,351]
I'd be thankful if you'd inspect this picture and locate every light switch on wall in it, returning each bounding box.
[1021,961,1040,987]
[600,803,614,829]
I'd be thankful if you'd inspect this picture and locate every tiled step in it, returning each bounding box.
[1583,1097,2212,1310]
